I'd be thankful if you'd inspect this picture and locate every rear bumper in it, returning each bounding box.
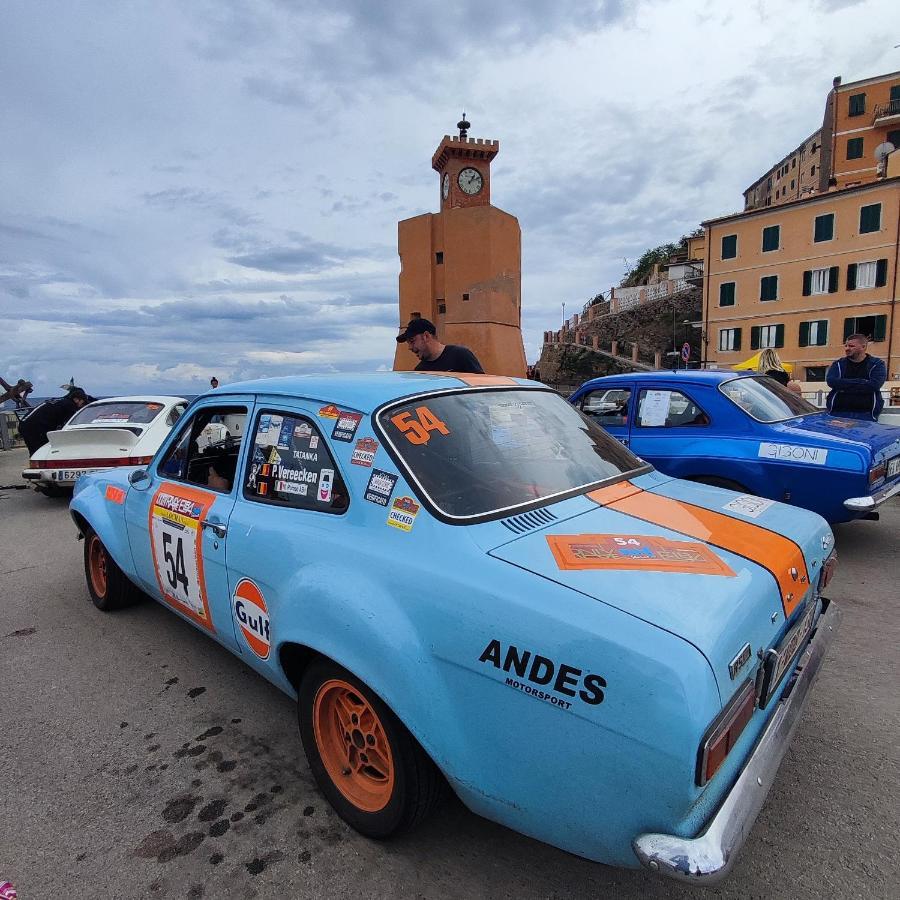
[632,598,841,884]
[21,467,103,487]
[843,478,900,511]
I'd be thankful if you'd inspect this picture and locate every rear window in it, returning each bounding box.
[378,389,645,519]
[68,401,167,426]
[719,376,816,423]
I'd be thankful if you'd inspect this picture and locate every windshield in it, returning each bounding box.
[68,401,167,427]
[378,389,646,519]
[719,376,817,423]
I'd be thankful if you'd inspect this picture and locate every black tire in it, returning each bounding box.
[688,475,748,493]
[83,530,141,611]
[298,658,441,839]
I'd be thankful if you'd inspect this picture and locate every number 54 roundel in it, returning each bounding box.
[149,483,217,632]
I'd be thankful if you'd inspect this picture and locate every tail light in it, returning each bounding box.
[869,463,886,485]
[29,456,153,469]
[696,680,756,786]
[819,551,837,591]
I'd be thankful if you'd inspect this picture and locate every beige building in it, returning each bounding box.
[743,130,822,211]
[703,177,900,380]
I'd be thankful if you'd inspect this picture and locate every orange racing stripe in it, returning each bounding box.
[589,482,808,616]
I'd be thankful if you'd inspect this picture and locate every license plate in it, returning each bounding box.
[888,456,900,479]
[758,603,817,708]
[52,469,88,482]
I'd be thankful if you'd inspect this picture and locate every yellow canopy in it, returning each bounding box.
[732,352,793,374]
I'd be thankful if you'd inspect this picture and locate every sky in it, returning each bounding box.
[2,0,898,397]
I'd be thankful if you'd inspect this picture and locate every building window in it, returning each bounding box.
[859,203,881,233]
[435,251,444,265]
[848,92,866,116]
[760,275,779,301]
[846,137,864,160]
[462,292,470,301]
[799,320,829,347]
[718,328,741,352]
[847,259,888,291]
[805,366,826,382]
[767,176,772,189]
[719,282,736,306]
[762,224,780,252]
[887,129,900,149]
[844,315,887,342]
[751,324,784,349]
[814,213,834,242]
[721,234,737,259]
[811,142,818,153]
[792,158,796,168]
[803,266,838,296]
[790,179,795,190]
[811,165,816,176]
[437,301,446,314]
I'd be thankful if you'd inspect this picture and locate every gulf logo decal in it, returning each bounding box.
[232,579,271,659]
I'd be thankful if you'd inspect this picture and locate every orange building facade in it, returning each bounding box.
[392,120,527,376]
[703,177,900,380]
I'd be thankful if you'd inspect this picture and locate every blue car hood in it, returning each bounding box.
[773,414,900,463]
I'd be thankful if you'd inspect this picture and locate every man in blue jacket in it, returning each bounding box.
[826,334,887,420]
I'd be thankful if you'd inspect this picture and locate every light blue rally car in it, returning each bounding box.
[70,373,840,883]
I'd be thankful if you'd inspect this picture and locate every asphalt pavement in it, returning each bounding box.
[1,446,897,900]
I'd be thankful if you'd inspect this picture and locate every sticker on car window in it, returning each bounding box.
[389,406,450,445]
[148,484,216,632]
[639,391,671,427]
[387,495,419,531]
[332,411,362,443]
[351,437,378,467]
[722,495,775,518]
[758,443,828,465]
[364,469,398,507]
[318,468,334,503]
[546,534,735,577]
[232,578,270,659]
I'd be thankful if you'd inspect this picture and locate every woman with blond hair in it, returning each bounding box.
[757,348,803,394]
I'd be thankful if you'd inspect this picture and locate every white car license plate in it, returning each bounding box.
[759,603,816,707]
[52,469,88,481]
[887,456,900,479]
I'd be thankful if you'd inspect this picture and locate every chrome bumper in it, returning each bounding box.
[633,599,841,884]
[844,478,900,511]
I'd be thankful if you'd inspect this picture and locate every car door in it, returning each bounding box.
[123,399,252,653]
[576,385,634,445]
[222,402,353,667]
[628,386,712,475]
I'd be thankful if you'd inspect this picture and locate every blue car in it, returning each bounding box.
[70,372,839,883]
[569,370,900,524]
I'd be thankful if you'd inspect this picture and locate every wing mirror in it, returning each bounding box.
[128,468,151,488]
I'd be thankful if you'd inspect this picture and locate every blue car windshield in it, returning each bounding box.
[379,389,646,519]
[719,376,817,423]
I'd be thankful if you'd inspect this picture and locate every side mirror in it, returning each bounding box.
[128,468,150,487]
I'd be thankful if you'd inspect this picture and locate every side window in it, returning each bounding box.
[635,390,709,428]
[243,410,349,513]
[579,388,631,426]
[166,403,187,427]
[158,406,248,493]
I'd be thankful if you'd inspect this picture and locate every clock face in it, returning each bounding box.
[457,167,483,195]
[442,172,450,200]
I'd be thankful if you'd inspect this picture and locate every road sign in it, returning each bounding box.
[681,342,691,362]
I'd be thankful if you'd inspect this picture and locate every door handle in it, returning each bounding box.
[201,519,227,538]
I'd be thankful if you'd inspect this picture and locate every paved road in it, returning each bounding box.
[1,446,897,899]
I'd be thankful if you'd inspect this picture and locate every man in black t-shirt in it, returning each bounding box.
[825,334,886,420]
[396,318,484,373]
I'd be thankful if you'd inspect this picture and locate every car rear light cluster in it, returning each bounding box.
[696,680,755,786]
[29,456,154,469]
[819,551,837,591]
[869,463,886,485]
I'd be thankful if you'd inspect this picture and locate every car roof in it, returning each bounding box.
[211,373,537,413]
[86,395,187,404]
[579,370,749,389]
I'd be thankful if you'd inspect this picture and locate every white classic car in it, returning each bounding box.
[23,396,188,494]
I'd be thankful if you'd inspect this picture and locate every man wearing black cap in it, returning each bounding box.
[396,318,484,373]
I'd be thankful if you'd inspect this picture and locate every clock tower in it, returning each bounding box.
[393,116,527,376]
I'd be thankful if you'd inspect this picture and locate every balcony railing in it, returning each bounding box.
[873,99,900,122]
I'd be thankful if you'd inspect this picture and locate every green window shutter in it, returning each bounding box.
[762,225,780,252]
[874,316,887,341]
[875,259,888,287]
[760,275,778,301]
[814,213,834,242]
[733,329,741,351]
[817,320,829,346]
[799,321,810,347]
[775,324,784,348]
[750,326,760,350]
[846,137,863,159]
[860,204,881,233]
[846,263,857,290]
[828,266,839,292]
[891,85,900,103]
[721,235,737,259]
[802,271,812,296]
[849,93,866,115]
[719,282,735,306]
[843,318,855,340]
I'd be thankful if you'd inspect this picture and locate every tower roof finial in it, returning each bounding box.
[457,112,470,140]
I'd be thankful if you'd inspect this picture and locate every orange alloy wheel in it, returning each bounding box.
[312,679,396,812]
[88,536,108,599]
